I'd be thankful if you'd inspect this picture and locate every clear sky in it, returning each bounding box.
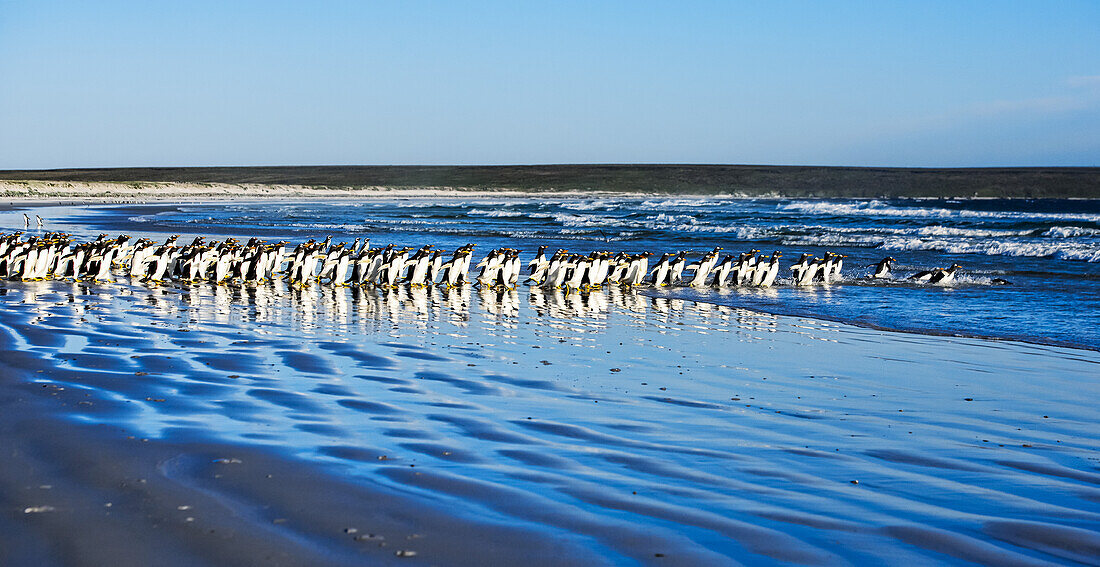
[2,1,1098,169]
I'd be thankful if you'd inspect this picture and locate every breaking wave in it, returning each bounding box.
[781,200,1100,223]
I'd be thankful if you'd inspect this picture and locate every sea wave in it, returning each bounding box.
[639,198,729,210]
[1042,226,1100,238]
[649,213,698,224]
[876,237,1100,262]
[467,208,524,218]
[911,226,1033,238]
[780,200,1100,222]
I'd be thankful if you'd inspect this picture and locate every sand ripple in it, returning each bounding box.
[2,278,1099,564]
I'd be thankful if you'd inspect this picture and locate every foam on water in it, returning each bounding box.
[781,199,1100,222]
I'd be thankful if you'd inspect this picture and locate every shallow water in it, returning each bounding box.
[14,196,1099,349]
[1,276,1098,565]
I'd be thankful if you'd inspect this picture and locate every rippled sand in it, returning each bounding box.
[1,278,1098,565]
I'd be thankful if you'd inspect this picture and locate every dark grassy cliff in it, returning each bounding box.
[2,165,1098,198]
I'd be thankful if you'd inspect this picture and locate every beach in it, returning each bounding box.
[1,197,1099,565]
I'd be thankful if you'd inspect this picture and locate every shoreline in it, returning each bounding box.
[3,180,1100,204]
[3,164,1100,198]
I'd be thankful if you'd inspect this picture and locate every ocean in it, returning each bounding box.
[70,196,1100,350]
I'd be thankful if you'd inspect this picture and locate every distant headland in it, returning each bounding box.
[2,164,1098,199]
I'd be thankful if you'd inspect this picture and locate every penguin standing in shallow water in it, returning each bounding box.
[759,251,782,287]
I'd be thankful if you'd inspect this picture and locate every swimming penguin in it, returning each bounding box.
[929,263,961,285]
[23,214,30,229]
[35,215,43,229]
[908,267,938,283]
[869,257,896,279]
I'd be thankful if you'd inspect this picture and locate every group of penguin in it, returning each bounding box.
[0,230,968,290]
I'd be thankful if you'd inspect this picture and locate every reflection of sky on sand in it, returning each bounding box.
[3,278,1100,564]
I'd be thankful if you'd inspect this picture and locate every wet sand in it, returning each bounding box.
[2,273,1099,565]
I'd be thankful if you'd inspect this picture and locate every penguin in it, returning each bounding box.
[528,245,549,276]
[331,247,353,285]
[710,254,736,287]
[688,247,722,287]
[35,215,44,229]
[869,257,896,279]
[475,249,505,287]
[23,213,30,229]
[455,243,476,284]
[585,251,610,287]
[668,251,689,286]
[829,254,846,281]
[648,253,673,286]
[735,250,760,286]
[929,263,961,285]
[623,252,653,286]
[427,249,446,284]
[316,243,348,282]
[541,251,571,289]
[798,257,824,286]
[759,251,783,287]
[818,252,838,284]
[563,254,591,292]
[526,248,560,285]
[436,246,474,286]
[501,249,523,287]
[908,267,938,283]
[751,254,770,286]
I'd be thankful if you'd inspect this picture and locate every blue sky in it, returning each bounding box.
[2,1,1098,168]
